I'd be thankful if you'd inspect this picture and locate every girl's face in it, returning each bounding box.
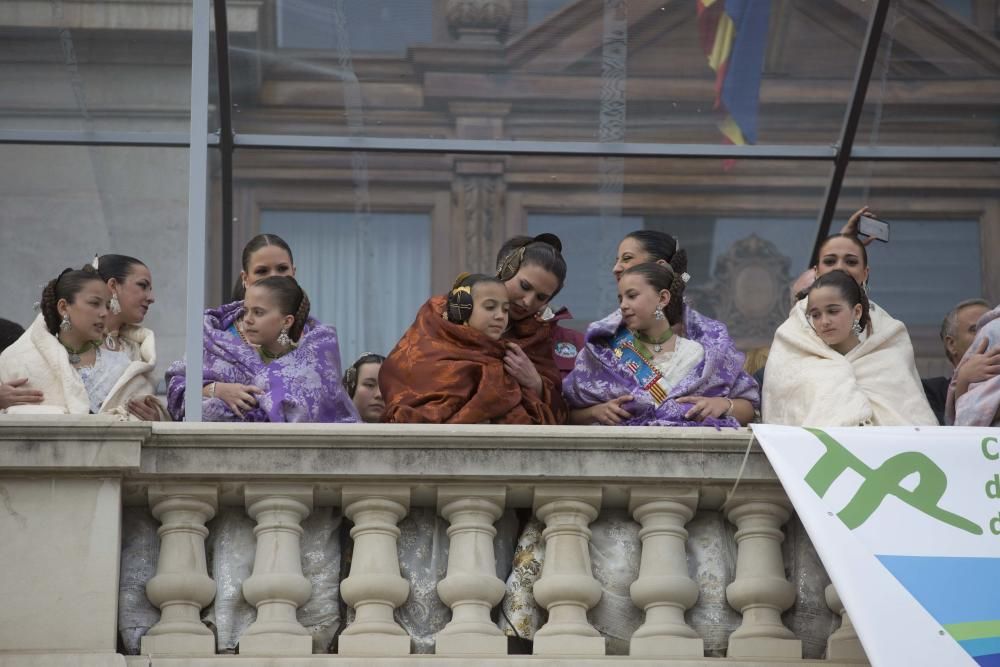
[816,237,869,286]
[59,280,111,343]
[241,246,295,290]
[807,285,863,352]
[242,285,294,347]
[503,264,559,322]
[110,263,155,325]
[467,282,510,340]
[352,361,384,423]
[618,273,669,332]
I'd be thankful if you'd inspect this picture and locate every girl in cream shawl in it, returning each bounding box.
[764,269,935,426]
[0,265,167,419]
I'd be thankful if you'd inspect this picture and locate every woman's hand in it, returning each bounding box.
[127,395,163,421]
[676,396,732,421]
[840,206,877,247]
[504,342,543,395]
[953,338,1000,399]
[213,382,263,418]
[0,378,44,410]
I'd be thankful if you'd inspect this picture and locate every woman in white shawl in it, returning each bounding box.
[0,263,166,419]
[764,261,935,426]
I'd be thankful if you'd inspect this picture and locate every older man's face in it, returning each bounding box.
[946,303,990,365]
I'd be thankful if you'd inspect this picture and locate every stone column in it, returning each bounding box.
[141,484,218,655]
[724,490,802,659]
[531,485,605,656]
[825,584,869,663]
[338,485,411,656]
[435,486,508,655]
[628,487,703,657]
[239,484,314,656]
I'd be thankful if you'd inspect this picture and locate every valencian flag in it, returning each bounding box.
[697,0,771,151]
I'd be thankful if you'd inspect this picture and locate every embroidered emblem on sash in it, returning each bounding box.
[554,341,578,358]
[611,328,669,406]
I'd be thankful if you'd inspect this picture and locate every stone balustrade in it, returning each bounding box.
[0,417,869,666]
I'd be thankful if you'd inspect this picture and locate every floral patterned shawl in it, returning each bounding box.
[165,301,359,423]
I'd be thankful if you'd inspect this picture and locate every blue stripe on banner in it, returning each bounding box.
[877,555,1000,626]
[963,638,1000,658]
[975,653,1000,667]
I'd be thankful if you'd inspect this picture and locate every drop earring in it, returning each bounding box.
[277,327,291,348]
[852,320,863,336]
[60,313,72,331]
[653,308,665,321]
[109,292,121,315]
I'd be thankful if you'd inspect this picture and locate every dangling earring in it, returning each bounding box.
[60,312,72,331]
[653,308,665,321]
[109,292,121,315]
[861,279,870,296]
[852,319,863,336]
[277,327,291,348]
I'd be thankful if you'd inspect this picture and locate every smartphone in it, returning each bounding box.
[858,215,890,243]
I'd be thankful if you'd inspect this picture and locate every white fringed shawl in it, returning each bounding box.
[763,300,936,427]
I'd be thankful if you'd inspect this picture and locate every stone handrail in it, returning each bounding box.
[0,417,867,666]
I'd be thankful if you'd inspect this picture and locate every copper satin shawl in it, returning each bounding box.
[381,296,560,424]
[505,307,568,424]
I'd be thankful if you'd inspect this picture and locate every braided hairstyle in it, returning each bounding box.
[807,269,871,332]
[620,262,686,325]
[624,230,688,285]
[447,273,504,324]
[251,275,310,342]
[234,233,294,301]
[40,265,106,335]
[495,233,567,296]
[343,353,386,398]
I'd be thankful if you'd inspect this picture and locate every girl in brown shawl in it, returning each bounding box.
[381,273,559,424]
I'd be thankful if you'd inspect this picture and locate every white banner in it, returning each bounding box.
[752,425,1000,667]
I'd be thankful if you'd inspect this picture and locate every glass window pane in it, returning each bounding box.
[226,151,831,359]
[0,2,195,133]
[837,160,999,377]
[857,0,1000,147]
[0,145,190,385]
[228,0,869,144]
[260,210,431,365]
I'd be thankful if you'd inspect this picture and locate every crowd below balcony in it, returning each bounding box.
[1,206,998,428]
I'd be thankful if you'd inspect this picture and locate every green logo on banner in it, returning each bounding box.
[803,428,982,535]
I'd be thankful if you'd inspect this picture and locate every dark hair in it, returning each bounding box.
[40,265,106,335]
[817,233,869,268]
[495,234,567,295]
[242,233,293,271]
[807,269,871,332]
[234,234,294,302]
[0,318,25,354]
[96,254,146,285]
[620,261,686,325]
[249,275,310,342]
[447,273,505,324]
[343,353,386,398]
[624,230,689,283]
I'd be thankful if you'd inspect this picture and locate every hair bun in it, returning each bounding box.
[531,233,562,252]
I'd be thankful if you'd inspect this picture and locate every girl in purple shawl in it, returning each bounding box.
[564,262,758,427]
[166,276,358,423]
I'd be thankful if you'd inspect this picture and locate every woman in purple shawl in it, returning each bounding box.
[564,262,758,427]
[166,276,358,423]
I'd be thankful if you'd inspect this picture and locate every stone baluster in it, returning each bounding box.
[724,490,802,659]
[628,487,703,657]
[435,486,508,655]
[239,484,314,655]
[141,484,218,655]
[531,485,605,656]
[825,584,869,663]
[338,485,411,656]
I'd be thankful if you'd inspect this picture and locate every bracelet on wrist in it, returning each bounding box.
[724,397,735,418]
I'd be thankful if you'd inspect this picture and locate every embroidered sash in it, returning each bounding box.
[610,328,668,405]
